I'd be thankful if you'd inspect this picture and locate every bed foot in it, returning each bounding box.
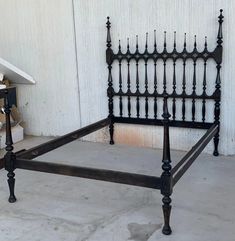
[4,94,17,203]
[7,170,17,203]
[110,140,114,145]
[5,153,17,203]
[162,196,172,235]
[213,133,219,156]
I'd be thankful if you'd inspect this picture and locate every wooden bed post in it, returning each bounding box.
[106,17,114,145]
[161,94,172,235]
[213,9,223,156]
[4,91,17,203]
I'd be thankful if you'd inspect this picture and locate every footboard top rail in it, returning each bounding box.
[15,158,161,189]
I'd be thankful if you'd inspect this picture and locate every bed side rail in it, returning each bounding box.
[16,118,110,160]
[0,118,110,169]
[172,124,218,186]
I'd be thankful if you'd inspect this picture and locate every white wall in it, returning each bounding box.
[0,0,81,136]
[0,0,234,155]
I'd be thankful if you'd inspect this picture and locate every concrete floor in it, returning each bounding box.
[0,136,234,241]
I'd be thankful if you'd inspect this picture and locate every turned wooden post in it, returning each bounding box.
[4,90,17,203]
[213,9,223,156]
[161,94,172,235]
[106,17,114,145]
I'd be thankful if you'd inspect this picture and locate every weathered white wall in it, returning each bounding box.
[0,0,234,155]
[0,0,81,136]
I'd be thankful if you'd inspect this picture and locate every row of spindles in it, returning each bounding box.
[117,95,209,120]
[116,31,209,122]
[117,63,208,121]
[117,38,209,122]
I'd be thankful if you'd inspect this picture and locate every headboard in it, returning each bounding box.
[106,10,223,149]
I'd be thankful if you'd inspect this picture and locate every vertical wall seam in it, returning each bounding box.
[72,0,82,128]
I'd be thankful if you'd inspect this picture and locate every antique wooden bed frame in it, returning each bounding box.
[0,10,223,235]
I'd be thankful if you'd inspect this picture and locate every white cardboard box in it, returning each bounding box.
[0,125,24,149]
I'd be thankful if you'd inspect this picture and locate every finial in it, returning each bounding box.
[118,40,121,51]
[154,30,157,50]
[106,16,111,48]
[217,9,224,46]
[194,35,197,50]
[204,36,208,50]
[174,31,176,49]
[184,33,187,50]
[136,35,139,50]
[145,32,148,50]
[164,31,167,49]
[127,38,130,51]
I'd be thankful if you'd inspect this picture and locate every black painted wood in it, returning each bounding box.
[154,60,158,119]
[113,90,219,99]
[3,91,17,203]
[192,45,196,122]
[106,17,115,145]
[161,95,173,235]
[172,58,176,120]
[0,86,16,101]
[0,158,3,170]
[0,88,16,171]
[171,124,218,175]
[0,149,26,170]
[118,57,123,117]
[202,59,207,123]
[172,124,218,185]
[106,12,223,142]
[15,158,161,189]
[17,118,110,160]
[114,117,213,129]
[213,9,223,156]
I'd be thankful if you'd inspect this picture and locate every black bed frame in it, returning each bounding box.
[0,10,223,235]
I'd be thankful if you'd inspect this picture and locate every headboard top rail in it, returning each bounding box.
[106,10,223,65]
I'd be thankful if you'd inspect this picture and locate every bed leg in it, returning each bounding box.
[161,95,172,235]
[7,165,17,203]
[161,172,172,235]
[4,152,17,203]
[213,132,219,156]
[162,195,172,235]
[109,121,114,145]
[4,93,17,203]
